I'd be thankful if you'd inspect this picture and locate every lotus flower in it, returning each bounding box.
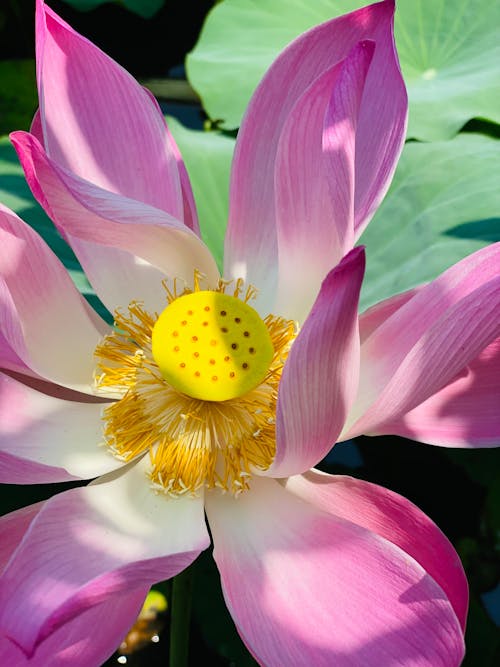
[2,0,498,664]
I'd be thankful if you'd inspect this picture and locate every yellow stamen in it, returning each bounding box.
[94,279,296,497]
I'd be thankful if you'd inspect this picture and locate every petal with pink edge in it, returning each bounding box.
[0,585,148,666]
[372,338,500,447]
[206,476,464,667]
[346,244,500,435]
[267,248,364,478]
[0,457,209,658]
[36,0,184,220]
[11,131,219,313]
[224,0,406,309]
[274,42,373,321]
[142,88,200,235]
[0,204,107,391]
[285,470,468,630]
[0,372,122,483]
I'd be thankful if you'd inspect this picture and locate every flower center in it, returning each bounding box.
[94,279,296,497]
[151,291,274,402]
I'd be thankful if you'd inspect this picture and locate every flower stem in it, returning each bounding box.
[169,566,194,667]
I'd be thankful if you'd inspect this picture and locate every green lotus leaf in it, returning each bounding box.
[360,133,500,308]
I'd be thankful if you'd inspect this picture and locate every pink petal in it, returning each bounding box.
[0,503,43,574]
[0,452,77,485]
[346,244,500,435]
[0,203,107,391]
[29,108,43,143]
[0,372,122,483]
[359,285,422,342]
[34,94,200,237]
[0,502,147,666]
[142,87,200,235]
[0,331,36,377]
[0,585,148,666]
[35,0,184,221]
[205,476,464,667]
[274,42,373,321]
[0,457,209,657]
[224,0,406,309]
[11,131,219,313]
[372,338,500,447]
[285,470,468,630]
[351,2,407,238]
[266,248,364,478]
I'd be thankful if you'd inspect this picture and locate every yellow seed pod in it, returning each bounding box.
[151,291,274,401]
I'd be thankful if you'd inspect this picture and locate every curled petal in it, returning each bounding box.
[0,204,107,391]
[274,42,373,321]
[0,372,121,483]
[268,248,364,478]
[11,131,219,313]
[0,458,209,657]
[285,470,468,630]
[0,585,148,666]
[36,0,184,220]
[206,476,464,667]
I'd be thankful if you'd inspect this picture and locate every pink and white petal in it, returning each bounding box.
[359,285,422,342]
[0,204,108,391]
[345,244,500,432]
[266,248,364,478]
[372,338,500,447]
[0,457,209,657]
[0,503,44,573]
[274,42,373,322]
[0,373,122,483]
[11,131,219,313]
[206,476,464,667]
[285,470,468,630]
[224,0,404,300]
[0,585,148,666]
[36,0,184,219]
